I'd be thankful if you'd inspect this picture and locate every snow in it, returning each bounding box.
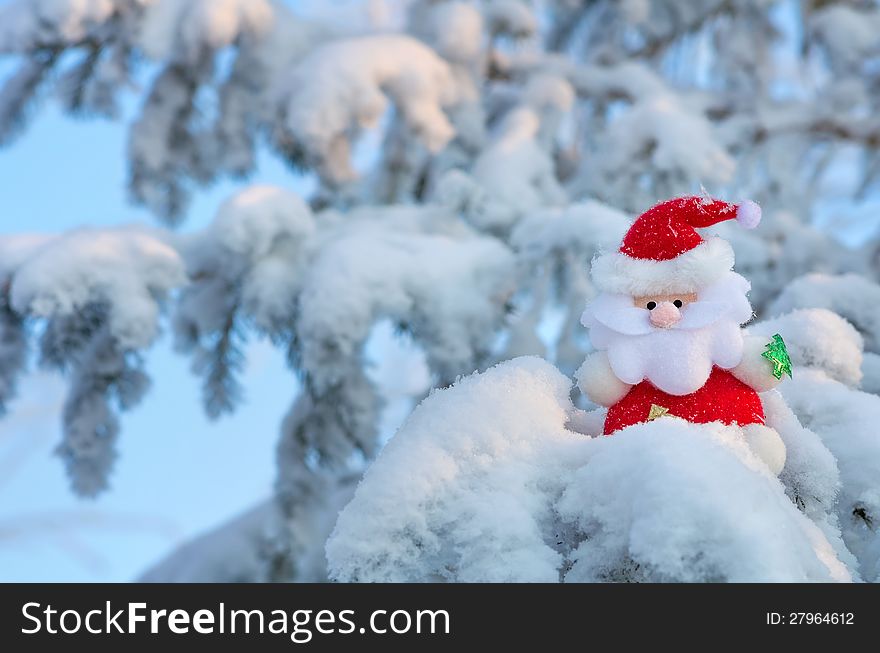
[504,200,630,370]
[560,417,848,582]
[522,73,575,114]
[208,186,314,261]
[327,357,588,582]
[137,0,274,62]
[811,5,880,69]
[0,0,276,60]
[589,93,735,197]
[7,227,184,349]
[439,107,566,233]
[761,390,841,533]
[780,369,880,582]
[769,274,880,353]
[0,233,56,280]
[719,211,853,312]
[0,0,122,52]
[512,200,630,271]
[171,186,316,418]
[274,34,459,184]
[862,352,880,395]
[296,209,516,387]
[503,54,739,210]
[428,2,483,65]
[181,185,316,333]
[484,0,537,39]
[328,357,853,582]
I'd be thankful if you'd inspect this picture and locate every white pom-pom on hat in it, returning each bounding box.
[736,200,762,230]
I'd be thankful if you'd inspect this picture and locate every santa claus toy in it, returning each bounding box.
[578,195,793,475]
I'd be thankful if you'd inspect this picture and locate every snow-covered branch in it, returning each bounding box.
[0,228,183,495]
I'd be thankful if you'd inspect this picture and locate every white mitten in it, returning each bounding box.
[742,423,787,476]
[575,351,633,407]
[731,335,783,393]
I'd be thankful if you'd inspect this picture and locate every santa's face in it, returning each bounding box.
[632,292,698,329]
[583,272,753,396]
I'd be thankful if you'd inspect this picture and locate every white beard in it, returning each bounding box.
[583,272,754,396]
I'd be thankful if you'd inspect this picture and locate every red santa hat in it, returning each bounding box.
[591,195,761,296]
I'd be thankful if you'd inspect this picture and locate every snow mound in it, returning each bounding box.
[781,369,880,582]
[327,357,852,582]
[560,417,849,582]
[761,391,839,523]
[769,274,880,353]
[750,308,863,387]
[327,357,589,582]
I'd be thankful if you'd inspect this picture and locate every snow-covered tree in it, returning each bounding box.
[1,0,878,582]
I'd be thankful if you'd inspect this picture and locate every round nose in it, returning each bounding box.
[649,301,681,328]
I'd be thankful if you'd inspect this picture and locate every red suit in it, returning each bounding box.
[603,367,765,436]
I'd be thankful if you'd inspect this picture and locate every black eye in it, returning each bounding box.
[646,301,657,310]
[673,299,683,308]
